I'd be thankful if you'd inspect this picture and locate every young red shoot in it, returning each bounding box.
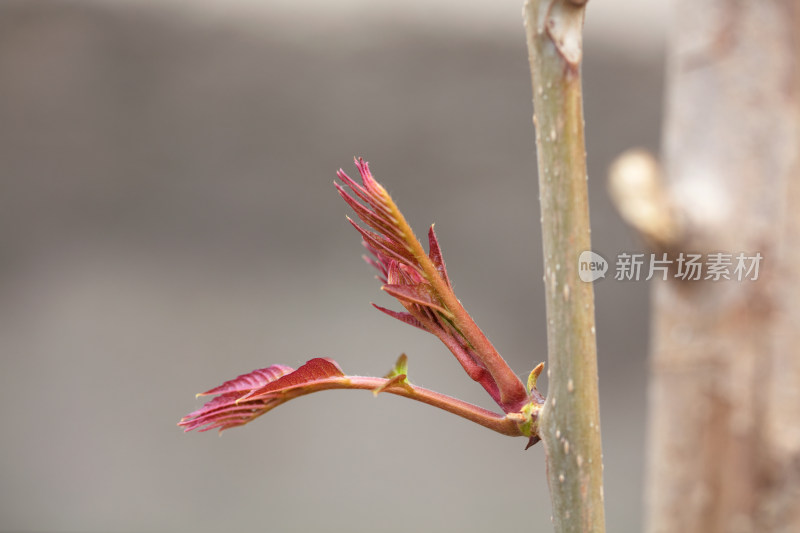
[179,158,544,447]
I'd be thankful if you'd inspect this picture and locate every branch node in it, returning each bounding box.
[608,149,683,250]
[545,0,586,67]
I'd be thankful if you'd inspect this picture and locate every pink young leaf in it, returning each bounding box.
[348,218,416,268]
[335,182,403,243]
[371,304,426,331]
[241,357,345,400]
[427,225,451,288]
[179,358,348,434]
[381,283,452,317]
[198,364,294,396]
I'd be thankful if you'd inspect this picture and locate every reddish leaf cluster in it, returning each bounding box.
[336,159,528,412]
[179,159,542,442]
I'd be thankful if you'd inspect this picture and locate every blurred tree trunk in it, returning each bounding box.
[644,2,800,533]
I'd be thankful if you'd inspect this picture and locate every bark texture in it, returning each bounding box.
[524,1,606,532]
[645,2,800,532]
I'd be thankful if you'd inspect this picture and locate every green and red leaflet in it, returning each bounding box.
[179,159,544,445]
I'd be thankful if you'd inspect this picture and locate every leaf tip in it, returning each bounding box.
[384,353,409,379]
[527,362,545,393]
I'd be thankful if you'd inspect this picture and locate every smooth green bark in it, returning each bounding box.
[523,1,606,531]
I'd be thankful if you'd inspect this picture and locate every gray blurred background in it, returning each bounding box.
[0,1,664,531]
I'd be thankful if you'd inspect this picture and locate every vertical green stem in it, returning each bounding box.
[523,1,606,532]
